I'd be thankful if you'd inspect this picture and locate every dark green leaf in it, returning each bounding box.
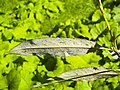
[7,69,21,90]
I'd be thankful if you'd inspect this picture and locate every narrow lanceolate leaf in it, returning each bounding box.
[54,67,118,81]
[33,67,119,88]
[9,38,96,56]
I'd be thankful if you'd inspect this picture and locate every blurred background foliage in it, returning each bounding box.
[1,0,120,90]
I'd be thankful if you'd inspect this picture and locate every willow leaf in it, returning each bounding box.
[9,38,96,56]
[54,67,118,81]
[33,67,119,88]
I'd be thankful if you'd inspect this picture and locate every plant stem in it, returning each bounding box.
[99,0,120,59]
[99,0,111,31]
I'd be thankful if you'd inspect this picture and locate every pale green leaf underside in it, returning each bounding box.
[33,67,119,88]
[9,38,96,56]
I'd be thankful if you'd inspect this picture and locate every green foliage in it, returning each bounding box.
[0,0,120,90]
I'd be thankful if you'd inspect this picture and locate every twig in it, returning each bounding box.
[99,0,111,31]
[99,0,120,59]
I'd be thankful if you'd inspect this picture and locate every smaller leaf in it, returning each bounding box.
[54,67,118,81]
[90,21,107,39]
[74,24,92,39]
[2,29,13,40]
[92,10,102,22]
[0,74,8,89]
[7,69,21,90]
[54,1,65,12]
[75,82,91,90]
[44,2,59,13]
[112,5,120,14]
[36,12,44,22]
[33,67,119,88]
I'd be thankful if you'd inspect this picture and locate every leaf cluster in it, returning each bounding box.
[1,0,120,90]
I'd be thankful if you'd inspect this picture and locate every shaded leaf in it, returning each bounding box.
[7,69,21,90]
[0,74,8,89]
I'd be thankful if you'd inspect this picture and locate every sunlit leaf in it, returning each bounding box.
[54,67,118,81]
[33,67,119,88]
[9,38,95,56]
[92,10,102,22]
